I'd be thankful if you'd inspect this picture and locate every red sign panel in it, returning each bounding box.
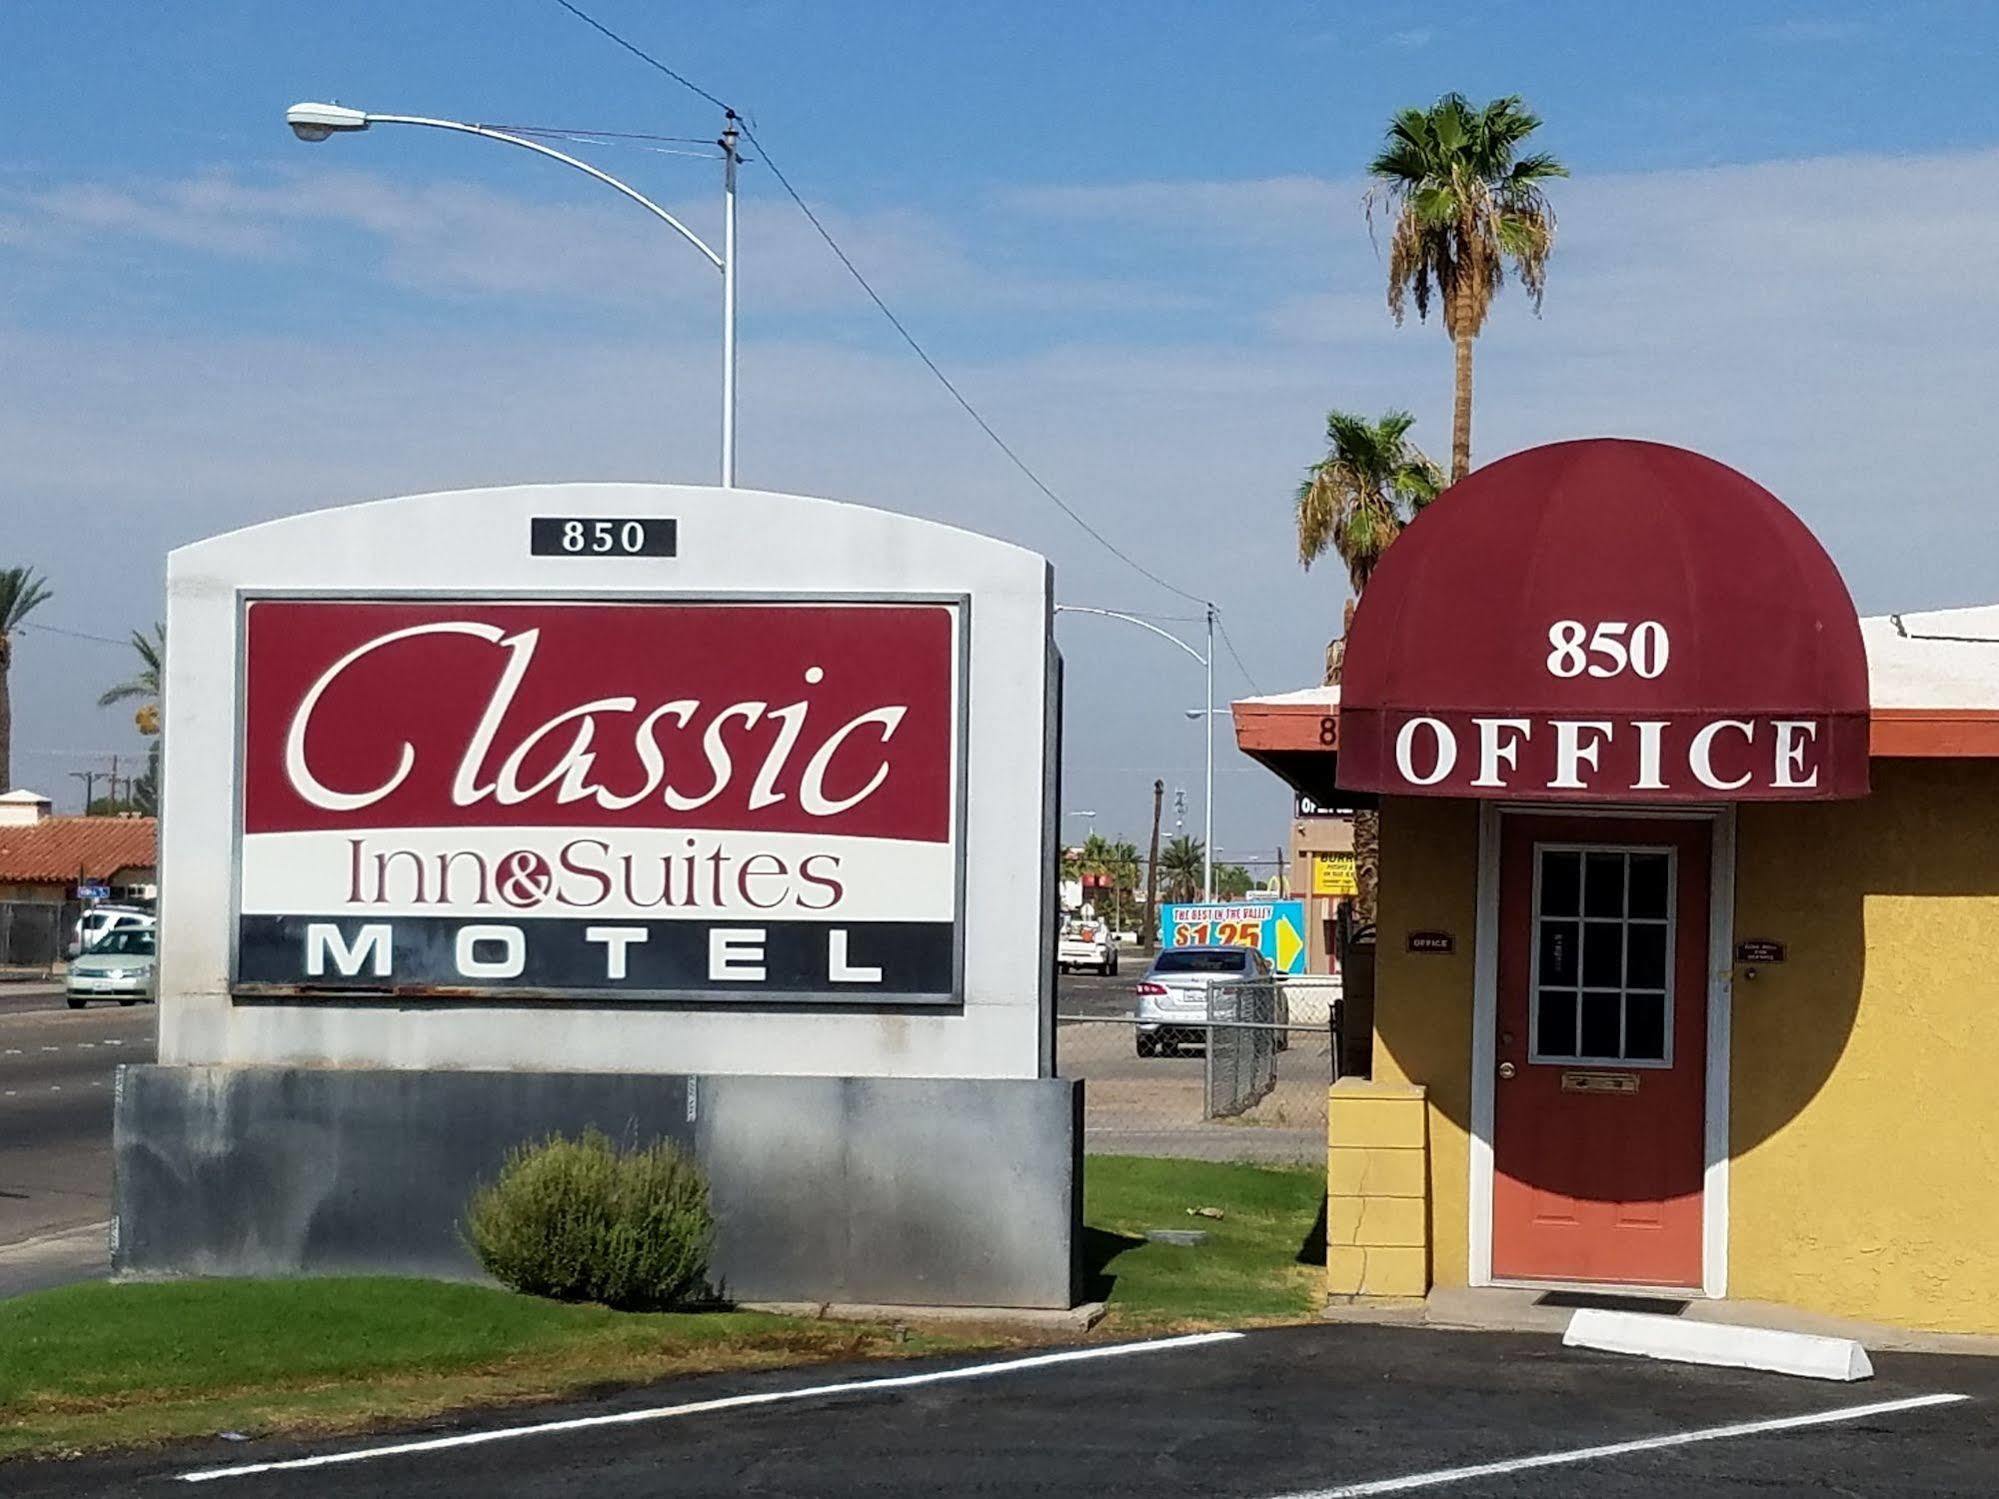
[235,598,962,1001]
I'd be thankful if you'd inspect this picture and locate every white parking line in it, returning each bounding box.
[178,1330,1244,1483]
[1283,1392,1971,1497]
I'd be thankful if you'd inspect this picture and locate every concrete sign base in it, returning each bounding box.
[113,1067,1080,1310]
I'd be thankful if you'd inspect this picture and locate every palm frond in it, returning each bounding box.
[0,567,53,633]
[1367,92,1565,338]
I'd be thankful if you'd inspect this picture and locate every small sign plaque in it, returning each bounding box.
[1406,930,1454,955]
[1736,939,1786,964]
[530,516,677,558]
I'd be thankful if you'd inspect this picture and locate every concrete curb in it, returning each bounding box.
[1564,1308,1873,1382]
[740,1299,1109,1333]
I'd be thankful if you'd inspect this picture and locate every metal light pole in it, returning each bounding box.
[1204,603,1215,902]
[1053,604,1216,902]
[719,119,739,488]
[285,102,740,487]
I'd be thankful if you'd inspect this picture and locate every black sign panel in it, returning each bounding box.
[529,516,678,558]
[237,915,955,1002]
[1406,930,1455,955]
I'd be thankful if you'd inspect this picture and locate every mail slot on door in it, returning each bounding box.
[1561,1070,1640,1095]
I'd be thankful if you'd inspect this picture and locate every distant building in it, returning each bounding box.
[0,791,157,903]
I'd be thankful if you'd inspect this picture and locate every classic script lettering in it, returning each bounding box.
[283,624,910,817]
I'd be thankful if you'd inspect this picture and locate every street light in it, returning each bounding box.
[1053,603,1216,901]
[285,101,741,488]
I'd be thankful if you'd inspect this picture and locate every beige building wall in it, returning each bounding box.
[1288,813,1355,976]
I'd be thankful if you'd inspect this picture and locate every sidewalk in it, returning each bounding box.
[0,1220,110,1299]
[1326,1283,1999,1358]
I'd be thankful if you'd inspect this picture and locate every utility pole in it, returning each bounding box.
[1143,779,1164,952]
[1276,844,1288,898]
[69,769,99,815]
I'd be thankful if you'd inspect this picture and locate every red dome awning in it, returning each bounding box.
[1336,439,1870,802]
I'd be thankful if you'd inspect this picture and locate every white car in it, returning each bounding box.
[69,904,154,959]
[1132,944,1280,1057]
[1058,919,1118,976]
[66,925,158,1008]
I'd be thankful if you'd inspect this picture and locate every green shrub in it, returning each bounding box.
[465,1129,716,1310]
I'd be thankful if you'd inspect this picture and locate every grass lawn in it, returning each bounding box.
[1083,1154,1327,1330]
[0,1155,1325,1460]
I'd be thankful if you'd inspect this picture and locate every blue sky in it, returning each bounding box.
[4,2,1997,853]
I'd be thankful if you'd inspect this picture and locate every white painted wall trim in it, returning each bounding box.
[1703,805,1737,1299]
[1468,800,1502,1287]
[1469,801,1732,1298]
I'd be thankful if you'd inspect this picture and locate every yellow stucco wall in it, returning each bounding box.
[1731,759,1999,1334]
[1363,763,1999,1333]
[1369,795,1481,1290]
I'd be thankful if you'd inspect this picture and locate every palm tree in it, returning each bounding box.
[100,623,164,815]
[1105,839,1142,931]
[1366,93,1566,482]
[0,568,54,792]
[1295,411,1443,932]
[1296,408,1443,680]
[98,622,164,714]
[1159,835,1206,904]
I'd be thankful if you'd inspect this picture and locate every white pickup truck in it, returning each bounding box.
[1057,918,1118,976]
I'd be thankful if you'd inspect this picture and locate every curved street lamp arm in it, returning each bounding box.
[1052,605,1208,667]
[364,114,724,271]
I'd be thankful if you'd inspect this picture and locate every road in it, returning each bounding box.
[0,981,154,1291]
[9,1323,1993,1496]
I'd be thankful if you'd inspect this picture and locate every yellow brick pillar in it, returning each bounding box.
[1326,1080,1430,1301]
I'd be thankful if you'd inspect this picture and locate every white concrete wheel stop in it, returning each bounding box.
[1564,1308,1874,1382]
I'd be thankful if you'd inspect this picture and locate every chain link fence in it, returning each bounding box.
[0,901,77,975]
[1057,975,1342,1166]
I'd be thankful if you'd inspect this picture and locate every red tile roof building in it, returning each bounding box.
[0,816,157,896]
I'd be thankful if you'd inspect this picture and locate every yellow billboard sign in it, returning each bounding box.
[1313,852,1358,897]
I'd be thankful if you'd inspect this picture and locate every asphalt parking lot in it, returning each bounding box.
[11,1322,1991,1496]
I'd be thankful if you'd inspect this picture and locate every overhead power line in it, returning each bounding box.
[543,0,1208,609]
[1214,615,1265,694]
[17,621,133,648]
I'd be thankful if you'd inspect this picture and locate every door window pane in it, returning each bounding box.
[1627,924,1667,989]
[1581,922,1623,987]
[1541,851,1581,916]
[1628,854,1669,919]
[1625,992,1667,1061]
[1584,853,1626,916]
[1537,990,1577,1057]
[1539,921,1578,986]
[1580,991,1622,1057]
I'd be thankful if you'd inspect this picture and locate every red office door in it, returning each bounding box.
[1492,815,1708,1288]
